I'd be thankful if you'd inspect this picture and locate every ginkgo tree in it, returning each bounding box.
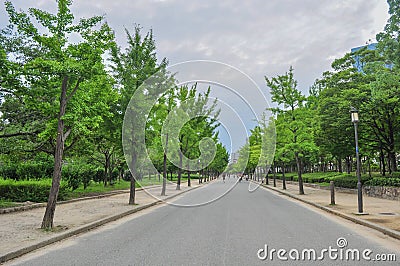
[266,67,313,195]
[3,0,115,229]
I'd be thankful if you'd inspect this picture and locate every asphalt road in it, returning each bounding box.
[9,178,399,265]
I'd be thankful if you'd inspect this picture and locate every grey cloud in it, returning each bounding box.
[0,0,388,151]
[0,0,387,93]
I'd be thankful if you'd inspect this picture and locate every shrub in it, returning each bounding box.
[62,164,101,191]
[81,167,95,189]
[388,172,400,179]
[93,169,105,183]
[62,165,82,191]
[111,169,119,180]
[0,179,68,202]
[328,175,373,189]
[0,161,53,180]
[364,177,400,187]
[0,164,18,180]
[286,174,326,183]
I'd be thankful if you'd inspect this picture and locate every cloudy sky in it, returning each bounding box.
[0,0,391,153]
[0,0,390,92]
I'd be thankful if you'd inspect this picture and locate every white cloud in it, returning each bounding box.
[0,0,390,151]
[0,0,389,92]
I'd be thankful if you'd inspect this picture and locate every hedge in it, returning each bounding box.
[0,179,68,202]
[282,172,343,183]
[276,172,376,189]
[0,162,53,180]
[62,165,104,191]
[325,175,372,189]
[364,177,400,187]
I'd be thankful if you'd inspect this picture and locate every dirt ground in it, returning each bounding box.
[0,183,196,256]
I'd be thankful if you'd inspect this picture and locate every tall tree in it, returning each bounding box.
[266,66,309,195]
[111,26,168,204]
[159,84,220,190]
[3,0,114,229]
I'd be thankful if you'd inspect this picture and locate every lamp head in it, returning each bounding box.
[350,107,359,123]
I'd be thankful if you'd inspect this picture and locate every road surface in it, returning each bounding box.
[8,178,400,265]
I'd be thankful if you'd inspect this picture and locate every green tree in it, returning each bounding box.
[273,113,293,188]
[376,0,400,66]
[160,84,220,189]
[111,26,168,204]
[209,142,229,176]
[3,0,114,229]
[88,76,121,186]
[266,66,310,195]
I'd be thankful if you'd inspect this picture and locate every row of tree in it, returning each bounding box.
[231,0,400,194]
[0,0,228,229]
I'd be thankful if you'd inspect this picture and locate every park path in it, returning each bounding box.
[1,177,400,264]
[5,178,400,266]
[0,181,201,261]
[262,179,400,234]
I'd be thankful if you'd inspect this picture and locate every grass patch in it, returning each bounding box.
[66,180,131,199]
[0,174,198,203]
[0,200,19,208]
[66,176,191,199]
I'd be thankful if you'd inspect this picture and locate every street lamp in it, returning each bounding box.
[350,107,363,214]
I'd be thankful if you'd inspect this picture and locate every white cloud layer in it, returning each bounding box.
[0,0,390,151]
[0,0,389,93]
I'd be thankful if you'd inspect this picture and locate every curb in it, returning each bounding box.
[0,185,199,263]
[0,185,162,215]
[259,183,400,241]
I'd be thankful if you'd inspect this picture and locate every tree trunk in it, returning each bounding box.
[272,163,277,187]
[161,133,168,196]
[265,164,269,185]
[176,152,182,190]
[388,151,397,174]
[380,148,386,176]
[104,152,110,187]
[388,116,397,173]
[345,156,351,174]
[282,163,286,190]
[128,152,137,205]
[367,157,372,178]
[199,167,202,184]
[187,161,191,187]
[41,76,69,229]
[129,174,136,205]
[362,156,367,175]
[295,153,304,195]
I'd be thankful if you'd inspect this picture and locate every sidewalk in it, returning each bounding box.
[261,180,400,240]
[0,181,201,263]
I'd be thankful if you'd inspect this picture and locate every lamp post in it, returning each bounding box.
[350,107,363,213]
